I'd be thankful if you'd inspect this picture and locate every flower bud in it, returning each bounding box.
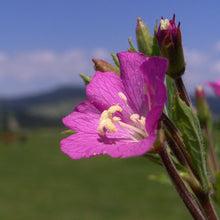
[136,17,153,56]
[92,59,120,75]
[157,15,185,79]
[195,86,210,125]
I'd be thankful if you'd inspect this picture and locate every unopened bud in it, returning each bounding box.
[92,59,120,75]
[157,15,185,79]
[136,17,153,56]
[195,86,210,125]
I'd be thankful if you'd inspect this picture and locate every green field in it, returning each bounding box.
[0,127,219,220]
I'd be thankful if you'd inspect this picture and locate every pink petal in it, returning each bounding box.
[60,132,157,159]
[86,71,132,120]
[62,101,101,133]
[206,79,220,97]
[140,56,168,133]
[117,52,148,115]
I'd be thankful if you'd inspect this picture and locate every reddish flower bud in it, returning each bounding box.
[195,86,210,125]
[92,59,120,75]
[157,15,185,79]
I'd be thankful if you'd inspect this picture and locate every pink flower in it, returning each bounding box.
[206,79,220,97]
[60,52,168,159]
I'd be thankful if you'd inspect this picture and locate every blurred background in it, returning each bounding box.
[0,0,220,219]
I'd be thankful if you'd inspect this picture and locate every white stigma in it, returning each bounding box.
[160,19,169,30]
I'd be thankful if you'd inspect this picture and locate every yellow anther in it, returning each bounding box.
[140,116,146,126]
[130,114,140,122]
[118,92,127,102]
[160,19,169,30]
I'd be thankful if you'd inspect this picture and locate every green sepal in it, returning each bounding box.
[151,21,161,56]
[173,95,210,192]
[136,17,153,56]
[79,73,92,85]
[61,129,76,135]
[111,53,120,68]
[128,37,137,52]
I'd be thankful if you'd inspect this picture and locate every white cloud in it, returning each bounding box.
[184,48,207,67]
[183,46,220,95]
[0,45,220,97]
[0,48,111,97]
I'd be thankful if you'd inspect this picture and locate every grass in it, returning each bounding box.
[0,127,201,219]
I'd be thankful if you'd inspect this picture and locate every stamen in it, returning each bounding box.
[160,19,169,30]
[130,114,140,123]
[117,121,148,138]
[118,92,132,115]
[97,101,148,141]
[118,92,127,102]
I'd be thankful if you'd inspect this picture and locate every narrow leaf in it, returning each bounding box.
[128,37,137,52]
[79,73,92,85]
[173,95,210,192]
[151,21,161,56]
[111,53,120,67]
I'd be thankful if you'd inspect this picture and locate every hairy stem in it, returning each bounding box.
[204,123,219,176]
[158,145,206,220]
[175,77,192,107]
[162,113,201,182]
[193,189,219,220]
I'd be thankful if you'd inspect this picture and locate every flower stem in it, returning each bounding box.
[193,189,219,220]
[162,113,201,182]
[204,123,219,176]
[175,77,192,107]
[158,145,206,220]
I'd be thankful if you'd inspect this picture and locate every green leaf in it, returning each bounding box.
[111,53,120,68]
[151,21,161,56]
[128,37,137,52]
[173,95,210,192]
[79,73,92,85]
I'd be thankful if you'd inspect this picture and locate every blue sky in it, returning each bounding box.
[0,0,219,97]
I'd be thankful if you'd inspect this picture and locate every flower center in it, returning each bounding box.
[160,18,169,30]
[97,92,148,141]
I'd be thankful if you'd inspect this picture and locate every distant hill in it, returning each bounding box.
[0,86,86,129]
[0,86,219,129]
[0,86,86,110]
